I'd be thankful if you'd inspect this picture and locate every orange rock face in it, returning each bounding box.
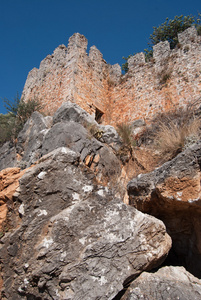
[0,167,28,232]
[157,175,201,203]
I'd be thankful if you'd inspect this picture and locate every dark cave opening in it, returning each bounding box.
[95,107,104,124]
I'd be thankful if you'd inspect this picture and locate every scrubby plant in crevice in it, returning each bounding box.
[87,123,104,141]
[117,123,134,146]
[116,122,137,164]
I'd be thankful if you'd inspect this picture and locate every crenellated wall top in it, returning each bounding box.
[128,26,199,70]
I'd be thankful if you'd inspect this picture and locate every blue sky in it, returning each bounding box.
[0,0,200,114]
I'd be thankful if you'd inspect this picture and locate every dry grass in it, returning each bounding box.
[117,123,136,147]
[154,117,201,161]
[116,123,137,164]
[141,99,201,163]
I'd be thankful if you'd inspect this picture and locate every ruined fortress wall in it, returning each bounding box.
[22,33,117,121]
[110,27,201,125]
[22,28,201,126]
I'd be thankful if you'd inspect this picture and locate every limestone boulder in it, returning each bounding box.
[0,142,17,171]
[0,102,122,183]
[53,101,97,126]
[99,124,122,151]
[41,120,123,196]
[127,141,201,278]
[16,111,52,168]
[0,112,53,171]
[122,266,201,300]
[0,147,171,300]
[53,101,122,150]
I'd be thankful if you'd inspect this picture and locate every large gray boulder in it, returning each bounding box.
[0,101,121,174]
[41,121,102,160]
[53,101,97,126]
[41,120,123,196]
[53,101,122,150]
[0,147,171,299]
[0,111,53,171]
[122,266,201,300]
[16,111,52,168]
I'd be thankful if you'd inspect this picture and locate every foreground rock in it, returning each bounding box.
[0,147,171,299]
[128,141,201,278]
[122,266,201,300]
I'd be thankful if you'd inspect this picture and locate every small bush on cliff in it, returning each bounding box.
[0,93,42,145]
[87,124,104,141]
[0,113,16,145]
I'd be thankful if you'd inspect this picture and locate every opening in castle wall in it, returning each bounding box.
[95,107,104,124]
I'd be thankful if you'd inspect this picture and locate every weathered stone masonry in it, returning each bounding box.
[22,27,201,126]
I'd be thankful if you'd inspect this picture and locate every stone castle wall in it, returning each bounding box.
[22,27,201,126]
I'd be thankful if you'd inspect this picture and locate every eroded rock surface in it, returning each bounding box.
[0,102,123,195]
[0,147,171,299]
[122,266,201,300]
[0,142,17,171]
[0,167,30,232]
[128,141,201,277]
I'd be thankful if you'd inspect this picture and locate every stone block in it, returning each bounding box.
[178,26,198,45]
[128,52,145,69]
[153,40,170,62]
[67,32,88,55]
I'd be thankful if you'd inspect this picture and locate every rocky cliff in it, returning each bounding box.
[1,102,201,299]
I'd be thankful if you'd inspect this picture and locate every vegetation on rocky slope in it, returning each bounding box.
[0,93,42,145]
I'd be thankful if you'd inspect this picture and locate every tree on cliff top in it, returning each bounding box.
[149,14,200,49]
[122,14,201,72]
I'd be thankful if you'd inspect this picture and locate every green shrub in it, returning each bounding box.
[197,24,201,35]
[0,93,43,145]
[159,69,172,85]
[0,113,16,145]
[144,49,154,62]
[149,15,198,49]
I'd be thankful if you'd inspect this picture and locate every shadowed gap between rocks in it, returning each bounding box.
[129,186,201,280]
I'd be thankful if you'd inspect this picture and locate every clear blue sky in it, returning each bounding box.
[0,0,200,114]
